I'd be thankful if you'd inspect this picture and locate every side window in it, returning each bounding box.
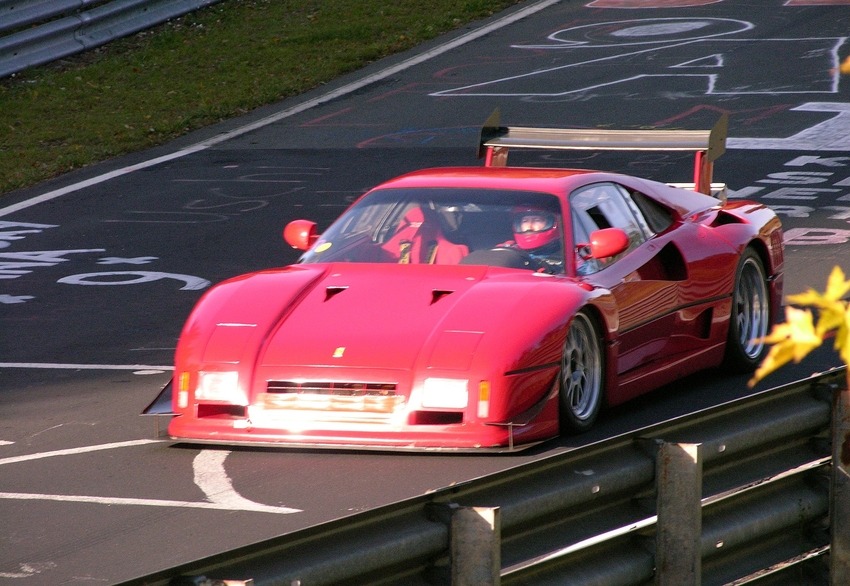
[570,183,649,274]
[571,208,601,275]
[627,188,674,234]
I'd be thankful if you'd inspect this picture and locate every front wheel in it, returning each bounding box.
[559,311,605,434]
[723,248,770,372]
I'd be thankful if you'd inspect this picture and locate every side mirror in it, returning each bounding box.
[578,227,630,260]
[284,220,319,251]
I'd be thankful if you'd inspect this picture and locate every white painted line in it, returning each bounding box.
[0,491,299,514]
[0,144,208,218]
[728,102,850,150]
[0,362,172,371]
[0,0,560,219]
[0,562,56,579]
[0,441,302,514]
[193,450,302,514]
[0,439,161,466]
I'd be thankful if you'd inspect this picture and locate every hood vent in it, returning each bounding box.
[324,286,348,301]
[431,289,454,305]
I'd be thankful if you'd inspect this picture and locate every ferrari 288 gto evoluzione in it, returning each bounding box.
[146,112,784,451]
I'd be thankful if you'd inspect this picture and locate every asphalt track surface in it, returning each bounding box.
[2,0,850,583]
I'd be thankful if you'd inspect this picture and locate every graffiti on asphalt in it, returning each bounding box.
[107,166,331,224]
[0,221,209,304]
[430,18,846,100]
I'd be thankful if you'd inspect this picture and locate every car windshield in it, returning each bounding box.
[298,187,566,274]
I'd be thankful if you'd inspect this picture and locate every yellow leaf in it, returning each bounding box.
[816,304,847,337]
[749,306,822,386]
[750,343,795,387]
[825,266,850,297]
[788,266,850,308]
[787,266,850,337]
[837,305,850,367]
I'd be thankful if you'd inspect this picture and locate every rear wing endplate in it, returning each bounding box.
[478,109,728,196]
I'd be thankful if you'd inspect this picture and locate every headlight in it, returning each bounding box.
[421,378,468,409]
[195,371,240,402]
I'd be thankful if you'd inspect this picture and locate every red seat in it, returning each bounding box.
[382,207,468,264]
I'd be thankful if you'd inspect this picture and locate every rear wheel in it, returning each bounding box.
[559,311,604,434]
[724,248,770,371]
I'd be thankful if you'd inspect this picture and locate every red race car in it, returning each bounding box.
[145,112,784,451]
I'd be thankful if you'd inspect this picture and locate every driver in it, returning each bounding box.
[500,208,564,273]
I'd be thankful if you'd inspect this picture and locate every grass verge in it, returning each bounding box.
[0,0,522,196]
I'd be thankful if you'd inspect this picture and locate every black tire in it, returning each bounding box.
[559,311,605,434]
[723,248,770,372]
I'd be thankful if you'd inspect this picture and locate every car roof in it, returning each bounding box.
[370,166,723,219]
[372,166,597,195]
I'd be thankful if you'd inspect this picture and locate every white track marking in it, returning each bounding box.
[193,450,301,514]
[0,440,301,514]
[0,491,296,513]
[0,0,560,219]
[0,439,160,466]
[728,102,850,151]
[0,562,56,579]
[0,362,172,370]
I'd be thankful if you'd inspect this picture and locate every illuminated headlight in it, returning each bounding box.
[421,378,468,409]
[195,371,241,402]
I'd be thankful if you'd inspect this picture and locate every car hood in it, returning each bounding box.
[262,263,497,370]
[184,263,576,375]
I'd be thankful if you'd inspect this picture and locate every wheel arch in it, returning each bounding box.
[746,237,773,278]
[742,236,783,329]
[570,301,616,410]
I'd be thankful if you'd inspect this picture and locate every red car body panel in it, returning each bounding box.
[157,155,783,451]
[169,260,590,450]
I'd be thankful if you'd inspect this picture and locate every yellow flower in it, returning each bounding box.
[749,306,822,387]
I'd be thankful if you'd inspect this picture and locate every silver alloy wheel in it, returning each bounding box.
[561,312,603,425]
[735,256,769,360]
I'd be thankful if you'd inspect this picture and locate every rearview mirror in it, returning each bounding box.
[283,220,319,251]
[578,227,630,260]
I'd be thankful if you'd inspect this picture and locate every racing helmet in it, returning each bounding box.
[512,207,559,250]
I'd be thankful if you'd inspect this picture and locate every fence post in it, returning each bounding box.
[655,441,702,585]
[451,506,501,586]
[832,384,850,583]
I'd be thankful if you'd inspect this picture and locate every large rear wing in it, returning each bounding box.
[478,109,728,197]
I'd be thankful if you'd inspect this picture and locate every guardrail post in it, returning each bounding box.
[451,506,501,586]
[655,441,702,585]
[832,384,850,583]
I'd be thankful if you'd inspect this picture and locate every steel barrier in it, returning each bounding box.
[124,367,848,585]
[0,0,223,78]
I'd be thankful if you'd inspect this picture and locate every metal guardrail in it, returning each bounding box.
[0,0,223,78]
[125,367,849,586]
